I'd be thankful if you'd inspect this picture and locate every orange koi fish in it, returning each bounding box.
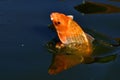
[48,12,96,75]
[50,12,94,55]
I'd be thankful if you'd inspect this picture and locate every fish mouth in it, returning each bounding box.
[50,12,56,21]
[50,13,54,20]
[50,12,61,21]
[51,17,53,20]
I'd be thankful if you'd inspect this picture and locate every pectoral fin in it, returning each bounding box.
[86,33,95,43]
[67,15,74,19]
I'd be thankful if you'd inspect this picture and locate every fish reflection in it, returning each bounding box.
[74,1,120,14]
[47,47,89,75]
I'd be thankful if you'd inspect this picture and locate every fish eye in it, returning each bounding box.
[57,22,60,24]
[54,21,61,25]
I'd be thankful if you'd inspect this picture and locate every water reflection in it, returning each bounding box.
[74,1,120,14]
[46,27,120,75]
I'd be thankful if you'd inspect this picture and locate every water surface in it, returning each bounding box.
[0,0,120,80]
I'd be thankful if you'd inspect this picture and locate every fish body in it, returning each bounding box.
[50,12,94,55]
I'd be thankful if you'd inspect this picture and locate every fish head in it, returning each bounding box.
[50,12,75,44]
[50,12,72,33]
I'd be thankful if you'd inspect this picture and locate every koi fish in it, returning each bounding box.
[50,12,94,55]
[49,12,120,75]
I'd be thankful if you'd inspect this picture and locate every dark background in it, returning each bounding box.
[0,0,120,80]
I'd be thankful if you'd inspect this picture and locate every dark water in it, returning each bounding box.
[0,0,120,80]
